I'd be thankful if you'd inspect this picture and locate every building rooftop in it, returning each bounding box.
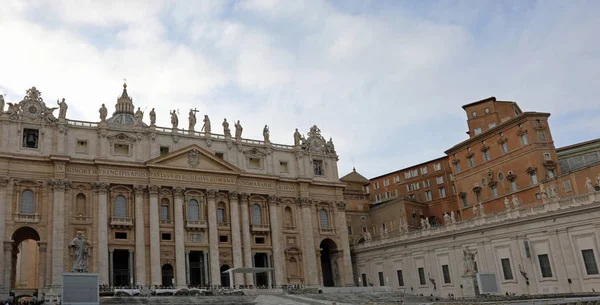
[340,168,370,184]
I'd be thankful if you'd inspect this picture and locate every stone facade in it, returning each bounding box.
[0,85,354,302]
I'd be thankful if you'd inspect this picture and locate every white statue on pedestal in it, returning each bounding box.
[421,218,428,229]
[443,212,451,225]
[479,203,485,216]
[504,197,511,210]
[512,194,520,208]
[463,247,477,275]
[472,205,478,217]
[450,211,456,223]
[585,177,595,193]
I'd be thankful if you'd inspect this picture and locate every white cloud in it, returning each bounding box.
[0,0,598,179]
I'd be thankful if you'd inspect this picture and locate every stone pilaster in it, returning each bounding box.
[300,198,318,285]
[128,249,134,286]
[93,182,110,285]
[133,185,146,286]
[109,249,114,286]
[37,242,47,295]
[185,250,190,285]
[148,185,161,286]
[335,201,354,286]
[173,187,187,288]
[57,124,68,155]
[0,176,9,296]
[206,189,221,286]
[49,179,71,288]
[239,193,254,285]
[228,192,244,286]
[268,195,284,285]
[2,242,12,299]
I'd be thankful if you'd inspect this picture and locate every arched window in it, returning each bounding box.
[319,209,329,229]
[21,190,34,215]
[188,199,199,221]
[217,202,226,224]
[160,198,170,221]
[284,206,294,226]
[252,204,262,225]
[76,193,86,216]
[481,178,487,187]
[114,195,127,217]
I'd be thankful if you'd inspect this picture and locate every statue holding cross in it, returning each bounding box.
[189,108,198,131]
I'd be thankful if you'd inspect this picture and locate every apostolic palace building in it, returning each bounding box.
[0,84,353,301]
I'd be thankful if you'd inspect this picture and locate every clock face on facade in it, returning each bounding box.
[309,137,324,152]
[23,101,42,118]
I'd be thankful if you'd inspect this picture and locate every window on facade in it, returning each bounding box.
[454,163,461,173]
[21,190,35,215]
[384,179,389,187]
[420,167,428,175]
[538,254,553,278]
[374,182,379,190]
[492,185,498,198]
[393,176,400,183]
[472,111,477,118]
[395,189,399,198]
[252,204,262,225]
[483,150,491,162]
[284,207,294,227]
[279,161,289,173]
[511,180,518,192]
[423,180,430,187]
[160,205,169,221]
[396,270,404,286]
[188,199,199,221]
[434,163,441,171]
[538,130,547,141]
[468,157,475,168]
[442,265,451,284]
[249,157,261,169]
[378,272,385,286]
[543,153,551,160]
[75,193,86,216]
[461,196,468,207]
[404,171,411,179]
[114,143,129,155]
[76,140,88,153]
[547,169,555,179]
[409,194,415,199]
[114,195,127,217]
[535,193,541,200]
[215,152,224,160]
[418,267,426,285]
[563,180,572,192]
[520,134,528,146]
[365,186,370,194]
[217,203,226,224]
[438,187,446,198]
[425,191,432,201]
[498,172,505,181]
[219,235,228,243]
[436,176,444,184]
[501,258,514,280]
[385,191,391,199]
[582,249,599,275]
[585,152,600,165]
[375,194,381,202]
[501,142,508,154]
[481,178,487,187]
[319,209,329,229]
[452,185,457,195]
[347,226,352,235]
[411,169,418,177]
[313,160,324,176]
[22,128,40,149]
[255,237,265,244]
[160,146,170,156]
[489,122,496,129]
[484,107,490,114]
[474,128,482,135]
[530,172,538,185]
[161,233,172,241]
[115,232,127,239]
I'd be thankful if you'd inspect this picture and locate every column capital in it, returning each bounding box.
[173,187,185,198]
[148,185,160,196]
[206,189,217,200]
[228,191,239,201]
[38,241,48,252]
[92,182,109,194]
[133,184,147,195]
[268,195,280,206]
[48,179,71,191]
[0,175,9,187]
[239,192,249,203]
[336,201,347,211]
[297,197,312,207]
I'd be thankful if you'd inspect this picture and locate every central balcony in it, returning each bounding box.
[110,216,134,229]
[15,213,41,223]
[251,223,270,234]
[319,228,336,235]
[185,219,207,231]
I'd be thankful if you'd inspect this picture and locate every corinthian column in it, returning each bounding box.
[206,189,220,286]
[49,179,71,288]
[229,192,243,285]
[335,201,354,286]
[268,195,284,285]
[133,185,147,286]
[93,182,110,285]
[300,198,318,285]
[0,176,9,294]
[148,185,161,286]
[239,193,253,285]
[173,187,187,288]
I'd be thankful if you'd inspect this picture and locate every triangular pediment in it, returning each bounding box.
[146,144,240,173]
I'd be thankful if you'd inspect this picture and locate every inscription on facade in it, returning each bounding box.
[277,184,298,192]
[66,166,236,184]
[238,180,275,188]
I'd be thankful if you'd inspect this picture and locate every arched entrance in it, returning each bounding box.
[320,238,338,287]
[10,226,41,295]
[161,264,174,287]
[220,264,230,287]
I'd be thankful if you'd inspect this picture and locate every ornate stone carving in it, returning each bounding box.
[228,191,238,201]
[133,185,146,195]
[148,185,159,196]
[0,175,9,187]
[268,195,279,205]
[239,192,249,203]
[4,243,13,252]
[206,189,217,200]
[49,179,71,191]
[336,201,347,211]
[217,192,228,202]
[98,128,107,138]
[58,124,68,135]
[173,187,185,197]
[463,247,477,275]
[92,182,109,194]
[298,197,312,207]
[172,134,180,143]
[302,125,328,155]
[188,149,200,168]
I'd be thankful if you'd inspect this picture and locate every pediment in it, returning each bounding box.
[146,145,240,173]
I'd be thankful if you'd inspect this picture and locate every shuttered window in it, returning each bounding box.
[114,195,127,217]
[21,190,34,214]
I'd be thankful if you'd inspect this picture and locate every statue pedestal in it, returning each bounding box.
[0,285,9,301]
[61,273,100,305]
[461,274,480,298]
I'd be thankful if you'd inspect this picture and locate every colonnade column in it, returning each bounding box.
[239,193,254,285]
[93,182,110,285]
[268,195,284,286]
[49,179,71,289]
[335,201,354,286]
[133,185,146,286]
[300,198,318,285]
[2,243,11,298]
[37,242,47,294]
[0,176,8,296]
[173,187,187,288]
[229,192,244,286]
[206,190,221,286]
[148,185,161,286]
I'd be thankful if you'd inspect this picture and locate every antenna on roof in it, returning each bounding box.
[352,157,356,172]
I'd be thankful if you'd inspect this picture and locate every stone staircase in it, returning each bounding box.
[101,296,257,305]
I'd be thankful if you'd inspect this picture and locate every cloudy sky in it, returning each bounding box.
[1,0,598,178]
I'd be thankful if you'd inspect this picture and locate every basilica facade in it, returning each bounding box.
[0,84,353,300]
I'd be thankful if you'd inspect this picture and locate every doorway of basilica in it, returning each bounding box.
[320,239,338,287]
[112,250,131,287]
[9,226,41,296]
